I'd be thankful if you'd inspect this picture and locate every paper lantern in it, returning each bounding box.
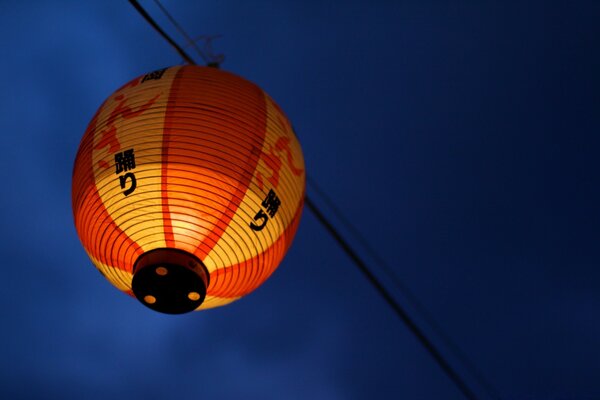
[72,66,305,314]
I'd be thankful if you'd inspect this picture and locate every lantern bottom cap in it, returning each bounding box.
[132,248,209,314]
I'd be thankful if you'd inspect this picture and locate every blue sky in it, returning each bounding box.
[1,1,599,399]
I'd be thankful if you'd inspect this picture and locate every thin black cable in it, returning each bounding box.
[152,0,211,65]
[307,177,500,400]
[305,195,479,400]
[128,0,197,65]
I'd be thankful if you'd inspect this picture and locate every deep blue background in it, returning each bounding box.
[1,1,599,399]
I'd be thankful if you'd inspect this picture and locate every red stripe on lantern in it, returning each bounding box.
[161,66,268,260]
[161,68,180,248]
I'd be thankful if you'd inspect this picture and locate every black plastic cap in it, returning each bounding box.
[132,248,210,314]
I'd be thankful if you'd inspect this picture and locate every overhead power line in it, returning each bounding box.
[304,196,479,400]
[151,0,211,65]
[128,0,197,65]
[306,177,500,400]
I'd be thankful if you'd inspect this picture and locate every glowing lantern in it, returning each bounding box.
[72,65,305,314]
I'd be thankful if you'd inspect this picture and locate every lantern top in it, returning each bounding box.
[131,248,210,314]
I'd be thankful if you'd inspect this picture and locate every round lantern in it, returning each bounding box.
[72,65,305,314]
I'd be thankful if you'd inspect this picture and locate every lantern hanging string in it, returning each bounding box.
[127,1,484,399]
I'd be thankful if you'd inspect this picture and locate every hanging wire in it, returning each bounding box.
[307,176,500,400]
[128,1,486,399]
[128,0,197,65]
[304,196,479,400]
[152,0,225,66]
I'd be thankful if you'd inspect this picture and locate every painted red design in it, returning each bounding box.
[94,93,160,169]
[256,137,304,190]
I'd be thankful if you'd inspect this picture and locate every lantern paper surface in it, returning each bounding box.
[72,66,305,313]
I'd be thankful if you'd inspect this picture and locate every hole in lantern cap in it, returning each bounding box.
[144,295,157,304]
[132,249,209,314]
[188,292,200,301]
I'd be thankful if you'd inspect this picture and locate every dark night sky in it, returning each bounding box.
[1,1,599,399]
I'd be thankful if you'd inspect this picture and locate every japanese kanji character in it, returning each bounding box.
[141,68,167,83]
[115,149,136,174]
[262,189,281,218]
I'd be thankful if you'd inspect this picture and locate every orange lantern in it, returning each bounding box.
[72,65,305,314]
